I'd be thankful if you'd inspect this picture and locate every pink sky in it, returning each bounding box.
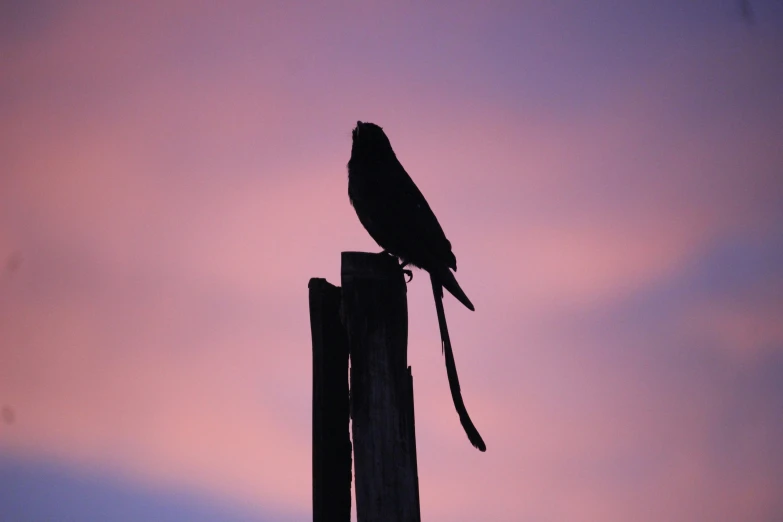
[1,2,782,521]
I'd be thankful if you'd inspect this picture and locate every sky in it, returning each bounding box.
[1,1,782,521]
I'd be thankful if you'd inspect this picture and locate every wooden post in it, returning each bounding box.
[309,278,351,522]
[341,252,421,522]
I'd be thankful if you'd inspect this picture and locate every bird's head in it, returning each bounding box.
[351,121,394,158]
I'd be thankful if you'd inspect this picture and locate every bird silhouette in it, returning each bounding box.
[347,121,486,452]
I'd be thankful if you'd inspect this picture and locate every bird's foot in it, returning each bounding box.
[399,261,413,282]
[379,251,412,282]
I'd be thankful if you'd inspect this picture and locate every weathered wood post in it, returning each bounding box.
[309,278,351,522]
[310,252,421,522]
[341,252,421,522]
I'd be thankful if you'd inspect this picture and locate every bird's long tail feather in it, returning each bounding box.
[431,275,486,452]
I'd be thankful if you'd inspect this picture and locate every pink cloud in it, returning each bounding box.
[681,284,783,361]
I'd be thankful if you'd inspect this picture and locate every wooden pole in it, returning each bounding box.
[309,278,351,522]
[341,252,421,522]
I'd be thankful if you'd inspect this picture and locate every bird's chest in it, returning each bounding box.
[348,163,396,207]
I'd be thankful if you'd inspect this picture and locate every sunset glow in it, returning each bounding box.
[1,2,782,521]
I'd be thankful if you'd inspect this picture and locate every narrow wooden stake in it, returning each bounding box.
[405,368,421,521]
[309,278,351,522]
[341,252,421,522]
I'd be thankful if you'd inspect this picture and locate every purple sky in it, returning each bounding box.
[1,1,782,521]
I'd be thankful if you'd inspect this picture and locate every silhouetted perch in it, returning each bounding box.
[341,252,421,522]
[309,278,351,522]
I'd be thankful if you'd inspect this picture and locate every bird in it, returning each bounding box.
[347,121,486,452]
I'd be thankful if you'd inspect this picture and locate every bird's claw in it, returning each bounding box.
[379,250,412,282]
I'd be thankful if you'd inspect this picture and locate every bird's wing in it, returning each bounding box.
[375,160,458,270]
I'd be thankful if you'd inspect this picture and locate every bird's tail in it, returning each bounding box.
[431,274,486,452]
[435,266,475,311]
